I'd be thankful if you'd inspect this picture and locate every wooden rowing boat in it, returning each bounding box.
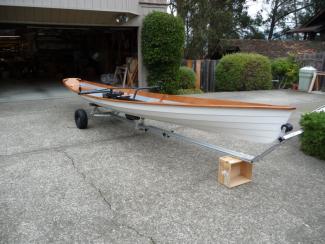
[63,78,295,143]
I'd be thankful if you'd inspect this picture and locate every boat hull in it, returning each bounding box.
[84,96,292,143]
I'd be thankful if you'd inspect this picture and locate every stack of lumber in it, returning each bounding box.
[308,71,325,93]
[126,57,138,87]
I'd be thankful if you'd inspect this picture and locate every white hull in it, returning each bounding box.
[84,96,292,144]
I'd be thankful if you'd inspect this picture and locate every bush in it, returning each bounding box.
[158,67,196,94]
[271,56,299,88]
[178,66,196,89]
[141,12,185,94]
[215,53,272,91]
[176,88,203,95]
[300,112,325,160]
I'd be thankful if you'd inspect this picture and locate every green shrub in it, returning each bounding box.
[176,88,203,95]
[271,56,299,88]
[160,79,180,95]
[300,112,325,160]
[141,12,185,94]
[178,66,196,89]
[215,53,272,91]
[157,67,196,94]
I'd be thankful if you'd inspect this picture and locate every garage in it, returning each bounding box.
[0,25,138,85]
[0,1,167,96]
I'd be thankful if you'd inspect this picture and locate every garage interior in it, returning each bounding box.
[0,25,138,91]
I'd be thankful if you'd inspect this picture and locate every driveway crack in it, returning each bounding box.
[61,150,112,209]
[61,150,155,243]
[116,223,156,244]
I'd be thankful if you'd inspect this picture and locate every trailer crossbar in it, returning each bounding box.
[137,124,256,162]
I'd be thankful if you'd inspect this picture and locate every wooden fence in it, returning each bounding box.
[183,59,219,92]
[296,52,325,71]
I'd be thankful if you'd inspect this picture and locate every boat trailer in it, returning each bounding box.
[75,103,304,164]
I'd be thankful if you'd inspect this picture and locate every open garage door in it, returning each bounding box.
[0,25,138,88]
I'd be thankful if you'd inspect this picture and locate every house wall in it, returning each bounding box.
[0,6,138,26]
[128,1,167,86]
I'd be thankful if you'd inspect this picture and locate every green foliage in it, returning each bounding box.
[300,112,325,160]
[176,88,203,95]
[141,12,184,94]
[215,53,272,91]
[253,0,325,40]
[271,57,299,88]
[298,0,325,26]
[160,79,181,95]
[156,66,197,95]
[173,0,255,58]
[178,66,196,89]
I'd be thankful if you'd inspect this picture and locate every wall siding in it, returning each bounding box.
[0,0,140,14]
[0,5,138,26]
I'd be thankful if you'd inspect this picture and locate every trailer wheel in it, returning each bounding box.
[281,123,293,133]
[125,114,140,120]
[75,109,88,129]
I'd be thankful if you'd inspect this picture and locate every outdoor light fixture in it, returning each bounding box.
[115,14,129,24]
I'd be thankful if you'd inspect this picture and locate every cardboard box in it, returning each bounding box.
[218,156,252,188]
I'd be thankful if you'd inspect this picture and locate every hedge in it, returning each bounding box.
[176,88,203,95]
[178,66,196,90]
[271,56,299,88]
[215,53,272,91]
[141,12,184,94]
[300,112,325,160]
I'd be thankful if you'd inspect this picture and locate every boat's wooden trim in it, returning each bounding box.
[62,78,296,111]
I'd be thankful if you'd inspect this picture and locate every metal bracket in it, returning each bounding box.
[251,129,303,162]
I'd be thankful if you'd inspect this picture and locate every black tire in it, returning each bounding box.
[281,123,293,133]
[125,114,140,120]
[75,109,88,129]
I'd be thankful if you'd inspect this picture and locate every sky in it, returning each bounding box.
[167,1,267,18]
[246,0,266,18]
[246,0,297,29]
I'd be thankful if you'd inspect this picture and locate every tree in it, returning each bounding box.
[298,0,325,25]
[172,0,209,58]
[243,12,265,39]
[169,0,252,59]
[260,0,315,40]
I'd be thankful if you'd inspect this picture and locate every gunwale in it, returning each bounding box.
[62,78,296,111]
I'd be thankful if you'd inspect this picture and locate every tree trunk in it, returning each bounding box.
[267,0,279,40]
[268,17,276,40]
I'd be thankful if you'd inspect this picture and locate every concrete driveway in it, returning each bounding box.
[1,82,325,243]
